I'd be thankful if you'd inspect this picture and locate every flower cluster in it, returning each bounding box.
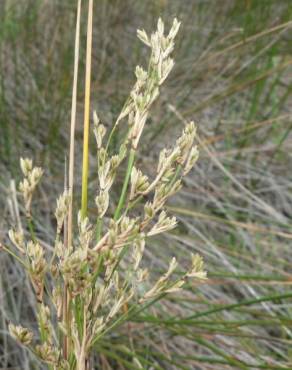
[19,158,43,217]
[6,18,206,370]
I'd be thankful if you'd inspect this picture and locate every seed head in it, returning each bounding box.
[147,211,177,236]
[130,167,149,200]
[183,145,199,175]
[8,229,25,253]
[186,253,207,280]
[95,190,109,218]
[35,342,59,364]
[55,190,70,233]
[93,111,106,149]
[20,158,33,177]
[9,323,33,346]
[137,29,150,47]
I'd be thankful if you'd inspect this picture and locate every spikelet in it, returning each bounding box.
[9,323,33,346]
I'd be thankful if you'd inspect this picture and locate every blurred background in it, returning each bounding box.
[1,0,292,369]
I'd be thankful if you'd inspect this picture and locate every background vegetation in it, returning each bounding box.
[1,0,292,369]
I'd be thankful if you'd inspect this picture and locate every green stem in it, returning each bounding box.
[38,303,47,343]
[27,215,36,243]
[81,0,93,220]
[167,164,182,191]
[114,149,136,221]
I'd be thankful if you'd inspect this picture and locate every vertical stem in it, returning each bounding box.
[81,0,93,220]
[114,149,136,221]
[79,305,87,370]
[27,215,36,243]
[63,175,69,359]
[79,1,93,368]
[68,0,81,248]
[64,0,82,361]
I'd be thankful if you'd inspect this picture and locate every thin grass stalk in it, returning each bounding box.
[79,2,93,368]
[81,0,93,220]
[68,0,82,257]
[63,159,69,360]
[114,148,136,221]
[64,0,82,360]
